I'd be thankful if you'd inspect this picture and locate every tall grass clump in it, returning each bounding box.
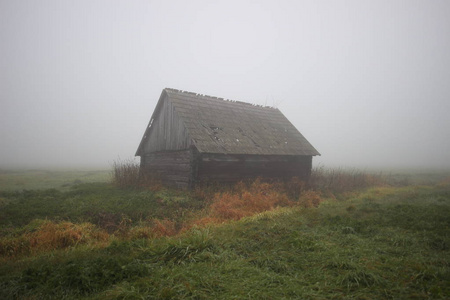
[111,158,140,188]
[111,158,161,190]
[309,166,386,195]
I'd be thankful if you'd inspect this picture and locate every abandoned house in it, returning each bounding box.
[135,88,320,188]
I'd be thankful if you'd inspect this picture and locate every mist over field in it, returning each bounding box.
[1,0,449,170]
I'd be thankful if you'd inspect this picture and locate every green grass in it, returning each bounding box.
[0,169,110,191]
[0,183,205,231]
[0,170,449,299]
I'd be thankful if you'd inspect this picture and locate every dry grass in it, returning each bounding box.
[189,178,324,227]
[1,169,448,300]
[2,182,448,300]
[437,176,450,187]
[122,219,178,240]
[0,220,109,258]
[190,169,388,227]
[111,159,140,188]
[1,168,392,258]
[298,190,322,208]
[208,179,292,221]
[150,219,177,237]
[0,218,180,258]
[308,166,386,194]
[27,221,109,252]
[111,158,162,190]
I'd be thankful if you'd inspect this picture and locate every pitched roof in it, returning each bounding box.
[137,88,320,156]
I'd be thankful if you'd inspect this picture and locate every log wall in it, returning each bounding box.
[196,153,312,184]
[140,149,192,189]
[141,149,313,188]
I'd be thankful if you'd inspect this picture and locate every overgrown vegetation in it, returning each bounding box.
[111,158,162,189]
[309,166,387,194]
[111,159,141,188]
[0,167,449,299]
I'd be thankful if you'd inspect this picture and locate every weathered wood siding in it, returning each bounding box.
[140,149,192,188]
[143,94,192,153]
[137,89,319,188]
[196,154,312,183]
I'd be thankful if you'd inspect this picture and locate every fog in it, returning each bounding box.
[1,0,449,170]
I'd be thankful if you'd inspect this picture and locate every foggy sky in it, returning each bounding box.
[1,0,450,170]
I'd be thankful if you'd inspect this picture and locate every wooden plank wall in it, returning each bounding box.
[196,154,312,183]
[141,149,192,188]
[143,95,191,153]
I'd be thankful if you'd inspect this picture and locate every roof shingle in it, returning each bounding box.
[164,88,320,156]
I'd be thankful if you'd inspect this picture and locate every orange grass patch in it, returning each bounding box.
[208,179,294,221]
[298,190,323,208]
[0,177,333,257]
[0,220,109,258]
[150,219,177,237]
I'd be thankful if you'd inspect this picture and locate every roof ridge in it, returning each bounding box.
[164,87,277,110]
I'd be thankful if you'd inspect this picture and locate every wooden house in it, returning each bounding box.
[135,88,320,188]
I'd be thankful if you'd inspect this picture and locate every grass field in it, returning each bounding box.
[0,169,110,191]
[0,168,449,299]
